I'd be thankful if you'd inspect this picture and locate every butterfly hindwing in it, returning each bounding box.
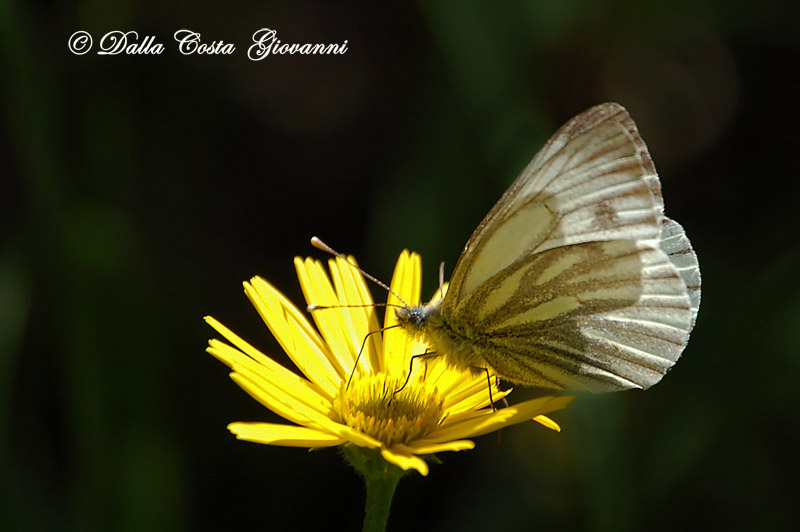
[659,217,701,328]
[443,239,692,391]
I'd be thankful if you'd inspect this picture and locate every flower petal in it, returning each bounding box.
[382,251,423,376]
[327,256,381,374]
[439,372,509,415]
[229,373,383,449]
[228,422,345,447]
[342,257,384,368]
[533,415,562,432]
[207,338,331,415]
[205,316,334,402]
[420,395,575,444]
[295,257,356,376]
[245,276,341,396]
[402,440,475,454]
[380,447,429,476]
[226,371,332,429]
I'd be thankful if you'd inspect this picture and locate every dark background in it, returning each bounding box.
[3,1,799,531]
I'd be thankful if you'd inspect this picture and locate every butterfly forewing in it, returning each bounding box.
[449,120,664,301]
[525,102,665,214]
[437,103,697,392]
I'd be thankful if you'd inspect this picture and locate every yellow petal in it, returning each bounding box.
[440,373,508,415]
[249,276,329,354]
[205,316,335,402]
[402,440,475,454]
[533,415,561,432]
[295,257,355,376]
[229,373,382,449]
[245,276,341,397]
[205,316,277,372]
[228,422,345,447]
[380,447,429,476]
[227,372,332,429]
[382,251,422,376]
[207,339,331,415]
[421,396,575,443]
[327,256,379,374]
[441,398,513,427]
[343,257,384,368]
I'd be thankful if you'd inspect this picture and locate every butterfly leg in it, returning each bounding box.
[471,366,499,412]
[347,324,400,390]
[392,350,439,398]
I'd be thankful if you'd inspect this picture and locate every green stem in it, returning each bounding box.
[362,470,401,532]
[341,445,407,532]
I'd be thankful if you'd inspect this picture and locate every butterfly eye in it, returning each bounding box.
[396,307,424,326]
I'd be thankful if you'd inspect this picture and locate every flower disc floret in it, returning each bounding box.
[335,375,444,447]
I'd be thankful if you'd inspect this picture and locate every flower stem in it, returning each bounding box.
[342,445,407,532]
[362,470,401,532]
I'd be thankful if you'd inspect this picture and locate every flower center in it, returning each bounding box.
[333,374,444,446]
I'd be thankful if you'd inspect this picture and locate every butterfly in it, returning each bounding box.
[395,102,701,392]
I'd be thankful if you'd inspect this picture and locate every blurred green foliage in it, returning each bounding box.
[2,0,799,530]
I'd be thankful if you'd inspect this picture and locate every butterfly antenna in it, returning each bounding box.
[307,302,403,312]
[310,236,410,307]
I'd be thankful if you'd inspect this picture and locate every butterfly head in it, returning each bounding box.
[395,300,443,338]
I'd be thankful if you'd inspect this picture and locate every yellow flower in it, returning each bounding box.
[205,250,574,476]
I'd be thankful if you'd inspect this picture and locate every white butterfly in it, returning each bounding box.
[396,102,701,392]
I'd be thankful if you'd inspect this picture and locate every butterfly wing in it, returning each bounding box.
[442,103,699,391]
[447,103,663,300]
[660,217,701,328]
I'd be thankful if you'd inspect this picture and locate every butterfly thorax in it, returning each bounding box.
[395,300,489,373]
